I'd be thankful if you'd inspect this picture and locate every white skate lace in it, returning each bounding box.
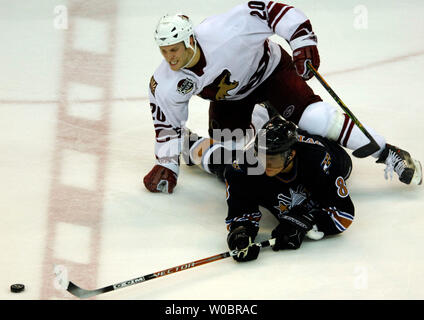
[384,150,406,180]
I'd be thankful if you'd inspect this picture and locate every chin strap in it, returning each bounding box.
[182,39,198,69]
[281,150,295,171]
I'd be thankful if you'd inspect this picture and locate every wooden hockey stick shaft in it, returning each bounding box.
[63,238,276,299]
[306,61,380,158]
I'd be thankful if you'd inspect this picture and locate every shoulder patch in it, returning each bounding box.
[150,76,158,97]
[283,105,295,118]
[232,160,242,171]
[177,78,195,95]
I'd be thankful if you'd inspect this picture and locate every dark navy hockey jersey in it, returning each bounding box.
[224,130,355,237]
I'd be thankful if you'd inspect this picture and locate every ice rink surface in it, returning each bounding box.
[1,0,423,300]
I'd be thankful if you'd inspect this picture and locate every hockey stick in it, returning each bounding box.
[306,61,380,158]
[56,238,276,299]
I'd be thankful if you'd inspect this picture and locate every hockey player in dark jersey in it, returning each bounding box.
[223,115,354,261]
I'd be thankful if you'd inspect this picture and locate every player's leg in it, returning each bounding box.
[298,102,422,184]
[265,48,422,185]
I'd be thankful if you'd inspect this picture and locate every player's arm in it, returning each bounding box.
[143,75,189,194]
[304,150,355,236]
[246,0,320,79]
[271,147,354,251]
[224,164,262,262]
[310,174,355,236]
[270,175,354,251]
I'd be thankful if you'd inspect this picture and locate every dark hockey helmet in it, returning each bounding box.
[254,115,298,156]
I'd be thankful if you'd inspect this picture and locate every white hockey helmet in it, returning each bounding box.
[154,14,195,48]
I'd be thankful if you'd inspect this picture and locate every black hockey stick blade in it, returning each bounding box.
[67,281,113,299]
[352,140,380,158]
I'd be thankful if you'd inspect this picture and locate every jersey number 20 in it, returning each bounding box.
[248,1,267,20]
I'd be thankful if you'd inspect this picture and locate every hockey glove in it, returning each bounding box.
[289,22,320,80]
[143,164,177,194]
[227,225,259,262]
[271,205,314,251]
[292,45,320,80]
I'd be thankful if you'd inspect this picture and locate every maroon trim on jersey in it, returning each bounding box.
[156,136,179,143]
[185,42,206,77]
[338,114,355,147]
[290,20,313,41]
[154,123,173,129]
[272,6,293,32]
[267,2,293,32]
[337,114,349,144]
[237,40,271,96]
[155,154,180,164]
[337,115,349,145]
[155,126,181,143]
[342,120,355,147]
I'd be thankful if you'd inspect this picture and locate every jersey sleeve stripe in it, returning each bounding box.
[225,212,262,230]
[337,114,355,148]
[325,207,354,232]
[155,155,179,163]
[271,6,294,32]
[156,136,179,143]
[155,127,181,143]
[342,119,355,147]
[154,124,173,129]
[267,1,276,11]
[267,3,283,29]
[267,3,294,32]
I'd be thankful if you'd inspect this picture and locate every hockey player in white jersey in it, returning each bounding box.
[143,1,422,194]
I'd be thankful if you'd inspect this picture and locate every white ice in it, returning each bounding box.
[1,0,423,300]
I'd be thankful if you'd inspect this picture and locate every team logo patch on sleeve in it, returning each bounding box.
[232,160,242,171]
[150,76,158,97]
[282,105,295,119]
[177,78,195,95]
[321,152,332,174]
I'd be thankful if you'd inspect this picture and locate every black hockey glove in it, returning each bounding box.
[271,206,314,251]
[227,225,259,262]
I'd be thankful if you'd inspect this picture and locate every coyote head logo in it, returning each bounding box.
[199,69,239,101]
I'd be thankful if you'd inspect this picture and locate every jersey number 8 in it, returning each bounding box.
[335,176,349,198]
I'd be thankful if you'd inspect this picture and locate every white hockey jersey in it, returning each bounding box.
[148,1,311,173]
